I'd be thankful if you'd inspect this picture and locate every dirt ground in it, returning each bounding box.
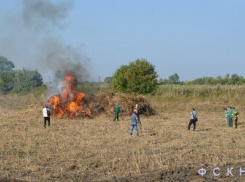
[1,95,245,181]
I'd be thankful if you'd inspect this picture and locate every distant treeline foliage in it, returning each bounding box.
[159,73,245,85]
[0,56,43,94]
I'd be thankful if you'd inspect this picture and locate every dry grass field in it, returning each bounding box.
[1,93,245,181]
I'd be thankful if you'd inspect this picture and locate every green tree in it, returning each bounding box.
[0,56,15,72]
[205,77,215,85]
[104,77,112,83]
[0,71,15,94]
[215,75,225,85]
[192,77,205,85]
[229,74,240,85]
[168,73,179,84]
[12,68,43,94]
[238,76,245,85]
[0,56,44,94]
[158,78,169,85]
[0,56,15,93]
[224,74,230,84]
[112,59,158,94]
[112,65,128,92]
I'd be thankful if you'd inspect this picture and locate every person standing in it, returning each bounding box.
[43,105,51,128]
[225,107,230,125]
[134,104,142,129]
[232,107,239,128]
[113,104,120,121]
[188,108,198,131]
[224,107,228,123]
[227,106,233,127]
[130,111,139,136]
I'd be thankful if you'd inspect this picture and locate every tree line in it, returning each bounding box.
[2,55,244,96]
[159,73,245,85]
[0,56,43,94]
[106,59,245,94]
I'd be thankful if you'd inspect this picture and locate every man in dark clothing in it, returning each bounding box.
[188,108,198,131]
[43,105,51,128]
[130,111,139,136]
[113,104,120,121]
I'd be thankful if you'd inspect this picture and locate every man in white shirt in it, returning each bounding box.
[43,105,51,128]
[188,108,197,131]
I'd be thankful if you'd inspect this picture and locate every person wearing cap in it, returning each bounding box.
[134,104,142,129]
[43,105,51,128]
[130,110,139,136]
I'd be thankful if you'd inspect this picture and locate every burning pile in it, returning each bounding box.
[46,73,156,119]
[48,72,91,119]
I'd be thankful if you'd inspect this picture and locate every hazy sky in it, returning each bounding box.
[0,0,244,82]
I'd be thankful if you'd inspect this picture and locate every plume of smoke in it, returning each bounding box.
[20,0,91,84]
[37,37,90,83]
[36,37,91,96]
[22,0,73,32]
[1,0,92,93]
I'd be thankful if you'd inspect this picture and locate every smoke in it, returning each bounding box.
[37,37,90,82]
[21,0,90,82]
[22,0,73,32]
[0,0,91,86]
[21,0,92,96]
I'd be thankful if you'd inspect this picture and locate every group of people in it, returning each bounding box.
[43,103,240,134]
[224,107,239,128]
[112,103,141,136]
[43,103,142,136]
[187,106,240,131]
[45,97,241,134]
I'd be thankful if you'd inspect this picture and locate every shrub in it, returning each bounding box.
[12,69,43,94]
[112,59,158,94]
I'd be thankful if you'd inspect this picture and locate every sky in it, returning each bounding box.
[0,0,245,82]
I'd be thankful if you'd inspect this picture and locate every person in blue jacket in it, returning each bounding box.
[130,110,139,136]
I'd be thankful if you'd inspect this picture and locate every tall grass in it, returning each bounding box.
[74,83,245,105]
[151,85,245,105]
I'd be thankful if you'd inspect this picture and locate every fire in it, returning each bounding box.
[48,72,91,119]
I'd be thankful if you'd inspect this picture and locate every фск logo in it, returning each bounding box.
[198,167,245,177]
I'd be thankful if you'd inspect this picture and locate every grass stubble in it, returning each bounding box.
[0,94,245,181]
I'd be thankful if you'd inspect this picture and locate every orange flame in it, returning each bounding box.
[48,72,91,119]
